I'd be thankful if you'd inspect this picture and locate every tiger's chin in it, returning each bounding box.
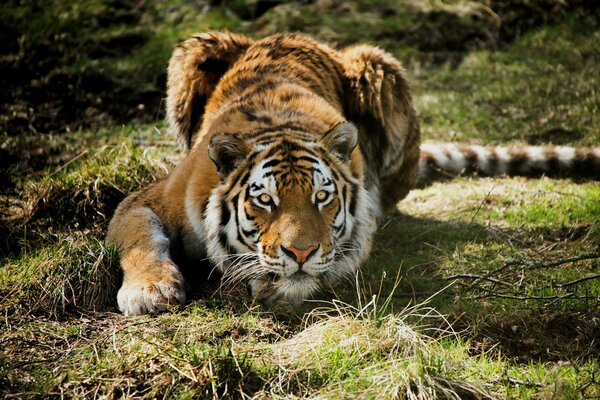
[248,272,321,306]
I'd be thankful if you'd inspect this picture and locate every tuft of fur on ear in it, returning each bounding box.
[167,32,253,150]
[321,122,358,161]
[208,134,249,178]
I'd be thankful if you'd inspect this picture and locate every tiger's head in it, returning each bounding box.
[202,122,376,304]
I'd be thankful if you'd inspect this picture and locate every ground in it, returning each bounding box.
[1,0,599,398]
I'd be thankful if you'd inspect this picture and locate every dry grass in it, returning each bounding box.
[266,300,495,399]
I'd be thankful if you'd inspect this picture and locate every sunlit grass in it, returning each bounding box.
[413,18,600,146]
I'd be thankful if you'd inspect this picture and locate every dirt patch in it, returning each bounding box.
[1,36,161,137]
[525,127,586,145]
[373,7,500,65]
[494,0,600,40]
[373,0,600,64]
[10,67,161,133]
[0,0,160,137]
[252,0,600,64]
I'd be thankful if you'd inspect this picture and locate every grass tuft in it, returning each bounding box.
[0,235,120,318]
[270,304,496,399]
[2,137,172,257]
[24,142,168,229]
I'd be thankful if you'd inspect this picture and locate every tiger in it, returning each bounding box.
[106,32,600,316]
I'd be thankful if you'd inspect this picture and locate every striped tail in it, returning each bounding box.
[418,143,600,186]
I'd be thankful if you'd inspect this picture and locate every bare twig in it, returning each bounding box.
[132,139,179,147]
[445,273,512,287]
[46,150,89,178]
[578,368,599,398]
[503,376,544,388]
[474,292,577,301]
[464,252,600,292]
[556,274,600,288]
[503,252,600,270]
[470,185,494,224]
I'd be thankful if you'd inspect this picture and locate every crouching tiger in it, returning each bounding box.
[107,32,600,315]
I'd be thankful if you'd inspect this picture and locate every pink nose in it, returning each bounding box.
[281,244,319,265]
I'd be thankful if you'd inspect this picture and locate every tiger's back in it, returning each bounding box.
[168,32,421,207]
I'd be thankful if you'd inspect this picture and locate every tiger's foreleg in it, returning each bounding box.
[106,193,186,316]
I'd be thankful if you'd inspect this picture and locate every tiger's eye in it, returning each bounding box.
[259,193,272,204]
[316,190,328,201]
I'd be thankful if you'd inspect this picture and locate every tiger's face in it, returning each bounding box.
[203,122,375,304]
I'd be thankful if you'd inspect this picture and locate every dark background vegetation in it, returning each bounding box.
[2,0,599,184]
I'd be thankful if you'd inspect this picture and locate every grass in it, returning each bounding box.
[2,1,600,399]
[0,235,119,316]
[413,18,600,145]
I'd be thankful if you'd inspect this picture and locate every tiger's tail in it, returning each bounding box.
[418,143,600,186]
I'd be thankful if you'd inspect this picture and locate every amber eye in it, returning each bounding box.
[258,193,272,204]
[315,190,329,202]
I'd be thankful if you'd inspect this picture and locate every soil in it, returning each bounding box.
[0,2,159,137]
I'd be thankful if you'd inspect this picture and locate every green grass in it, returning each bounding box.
[104,3,245,83]
[2,1,600,399]
[0,235,118,316]
[413,18,600,146]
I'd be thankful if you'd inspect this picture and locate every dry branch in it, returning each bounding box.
[447,252,600,302]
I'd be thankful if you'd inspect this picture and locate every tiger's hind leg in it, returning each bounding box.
[341,45,421,215]
[167,32,254,149]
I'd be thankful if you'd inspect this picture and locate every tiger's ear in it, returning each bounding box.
[321,122,358,161]
[208,134,249,178]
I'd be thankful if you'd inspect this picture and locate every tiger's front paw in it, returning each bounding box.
[117,272,186,316]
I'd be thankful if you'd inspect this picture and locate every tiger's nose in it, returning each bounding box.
[281,244,319,266]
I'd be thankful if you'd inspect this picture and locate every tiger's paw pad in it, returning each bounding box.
[117,279,186,316]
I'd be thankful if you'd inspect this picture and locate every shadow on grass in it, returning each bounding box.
[353,212,491,308]
[328,212,600,363]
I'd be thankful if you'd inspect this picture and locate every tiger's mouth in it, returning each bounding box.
[287,270,311,281]
[248,271,321,305]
